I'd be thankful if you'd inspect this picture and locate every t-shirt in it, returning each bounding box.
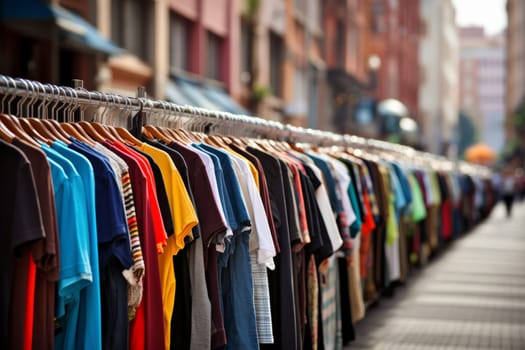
[93,143,145,319]
[144,140,199,240]
[141,140,198,350]
[0,140,45,349]
[40,146,93,350]
[69,140,131,269]
[198,144,251,237]
[228,154,274,344]
[139,142,198,350]
[229,152,275,267]
[52,141,103,350]
[228,144,280,254]
[248,147,299,350]
[139,142,197,251]
[407,171,427,222]
[304,158,343,253]
[131,147,175,239]
[186,144,232,245]
[104,141,165,350]
[67,140,131,349]
[192,144,239,237]
[167,141,228,350]
[11,138,59,350]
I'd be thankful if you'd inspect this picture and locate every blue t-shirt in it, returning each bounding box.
[69,139,131,270]
[42,148,92,350]
[387,163,408,220]
[53,141,103,350]
[191,144,238,233]
[197,144,250,230]
[347,179,362,238]
[307,153,343,215]
[391,162,413,212]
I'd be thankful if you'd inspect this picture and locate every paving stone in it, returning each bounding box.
[346,203,525,349]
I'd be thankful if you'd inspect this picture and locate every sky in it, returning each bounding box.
[452,0,507,35]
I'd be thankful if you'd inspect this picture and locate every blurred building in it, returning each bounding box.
[102,0,248,114]
[251,0,327,127]
[1,0,423,138]
[506,0,525,142]
[323,0,368,133]
[418,0,459,154]
[0,0,121,90]
[1,0,249,115]
[351,0,420,141]
[366,0,420,118]
[459,26,505,153]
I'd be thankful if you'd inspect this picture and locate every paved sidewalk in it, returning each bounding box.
[347,202,525,350]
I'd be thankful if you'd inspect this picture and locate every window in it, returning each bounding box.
[240,18,253,81]
[371,0,385,33]
[335,20,345,67]
[269,31,284,97]
[348,24,358,65]
[206,31,223,81]
[111,0,151,62]
[170,13,192,72]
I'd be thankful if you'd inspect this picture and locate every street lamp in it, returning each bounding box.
[368,54,382,72]
[367,54,381,91]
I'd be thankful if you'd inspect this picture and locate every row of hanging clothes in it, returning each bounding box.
[0,76,496,350]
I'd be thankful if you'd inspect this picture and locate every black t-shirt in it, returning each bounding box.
[0,139,45,349]
[167,141,228,349]
[131,147,175,237]
[247,147,299,350]
[302,163,333,262]
[141,139,195,350]
[12,138,59,350]
[143,139,200,240]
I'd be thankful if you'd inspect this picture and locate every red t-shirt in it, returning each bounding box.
[104,141,166,350]
[24,254,37,350]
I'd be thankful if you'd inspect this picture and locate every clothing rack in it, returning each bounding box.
[0,74,498,350]
[0,74,491,178]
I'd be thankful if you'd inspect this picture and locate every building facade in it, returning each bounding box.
[323,0,368,133]
[2,0,424,140]
[506,0,525,143]
[418,0,459,154]
[0,0,108,90]
[459,27,505,153]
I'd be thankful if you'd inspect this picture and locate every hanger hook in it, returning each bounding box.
[56,87,71,121]
[16,78,30,117]
[72,84,89,121]
[0,75,12,114]
[6,77,19,115]
[28,80,41,118]
[46,84,59,120]
[34,81,48,119]
[67,87,80,123]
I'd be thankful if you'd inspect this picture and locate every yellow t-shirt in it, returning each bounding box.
[140,143,198,349]
[224,147,260,187]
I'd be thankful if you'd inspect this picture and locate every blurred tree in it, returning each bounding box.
[457,111,479,158]
[513,98,525,138]
[504,98,525,165]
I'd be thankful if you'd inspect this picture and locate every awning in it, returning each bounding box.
[175,77,221,111]
[165,80,190,106]
[166,77,249,115]
[1,0,123,56]
[203,85,250,115]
